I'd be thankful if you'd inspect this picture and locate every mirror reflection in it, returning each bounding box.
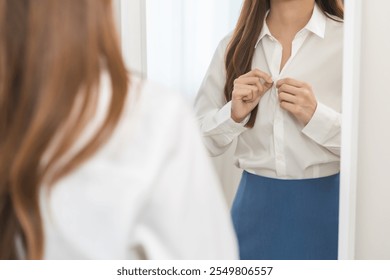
[146,0,344,260]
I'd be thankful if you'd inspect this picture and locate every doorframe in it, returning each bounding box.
[116,0,148,77]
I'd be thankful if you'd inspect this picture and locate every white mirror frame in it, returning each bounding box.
[115,0,148,77]
[339,0,362,260]
[117,0,362,260]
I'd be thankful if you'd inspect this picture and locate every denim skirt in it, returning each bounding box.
[231,171,340,260]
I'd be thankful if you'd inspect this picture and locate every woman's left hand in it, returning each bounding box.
[276,78,317,126]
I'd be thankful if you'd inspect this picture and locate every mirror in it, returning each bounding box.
[115,0,390,260]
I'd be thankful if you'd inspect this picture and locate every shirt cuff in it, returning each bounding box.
[213,101,249,135]
[302,102,341,145]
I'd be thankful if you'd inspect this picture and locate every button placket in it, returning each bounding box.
[267,39,287,177]
[273,106,287,177]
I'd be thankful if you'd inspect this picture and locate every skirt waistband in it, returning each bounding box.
[242,171,340,188]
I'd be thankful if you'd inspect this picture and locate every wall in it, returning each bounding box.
[354,0,390,259]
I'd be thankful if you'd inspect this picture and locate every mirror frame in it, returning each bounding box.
[339,0,362,260]
[117,0,362,260]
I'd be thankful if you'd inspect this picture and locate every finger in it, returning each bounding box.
[280,101,297,114]
[277,78,307,89]
[236,77,272,95]
[238,85,259,101]
[277,84,301,95]
[235,77,265,86]
[252,69,273,84]
[242,96,252,102]
[245,82,267,100]
[234,84,258,92]
[242,69,273,84]
[279,92,297,104]
[233,88,253,101]
[234,85,259,100]
[263,80,274,91]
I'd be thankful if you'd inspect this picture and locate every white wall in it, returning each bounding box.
[354,0,390,259]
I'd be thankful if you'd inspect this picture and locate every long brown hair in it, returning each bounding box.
[225,0,344,128]
[0,0,128,259]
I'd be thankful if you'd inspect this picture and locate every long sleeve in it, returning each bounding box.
[133,98,239,260]
[302,102,341,156]
[194,37,248,157]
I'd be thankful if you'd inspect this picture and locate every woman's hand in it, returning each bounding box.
[231,69,273,123]
[277,78,317,126]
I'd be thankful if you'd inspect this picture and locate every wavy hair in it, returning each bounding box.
[0,0,128,259]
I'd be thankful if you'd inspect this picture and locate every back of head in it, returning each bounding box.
[0,0,128,259]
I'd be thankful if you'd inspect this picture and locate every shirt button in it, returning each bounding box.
[276,155,283,161]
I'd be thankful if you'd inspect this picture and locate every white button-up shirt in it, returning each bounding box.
[195,4,343,179]
[40,75,239,259]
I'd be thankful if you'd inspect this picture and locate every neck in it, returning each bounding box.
[267,0,315,37]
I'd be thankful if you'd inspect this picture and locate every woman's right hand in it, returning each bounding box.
[231,69,273,123]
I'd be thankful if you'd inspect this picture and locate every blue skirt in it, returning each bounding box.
[231,171,339,260]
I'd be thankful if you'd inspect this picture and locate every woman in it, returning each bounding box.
[195,0,343,260]
[0,0,238,260]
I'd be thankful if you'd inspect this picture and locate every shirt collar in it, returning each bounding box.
[255,3,327,48]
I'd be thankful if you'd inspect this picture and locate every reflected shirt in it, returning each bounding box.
[40,75,239,260]
[194,4,343,179]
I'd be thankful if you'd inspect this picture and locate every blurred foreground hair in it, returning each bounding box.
[0,0,128,259]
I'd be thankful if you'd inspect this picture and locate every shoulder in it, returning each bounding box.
[220,32,234,48]
[118,76,197,151]
[325,16,344,37]
[129,76,192,125]
[133,77,183,107]
[217,31,234,53]
[323,16,344,52]
[207,31,234,61]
